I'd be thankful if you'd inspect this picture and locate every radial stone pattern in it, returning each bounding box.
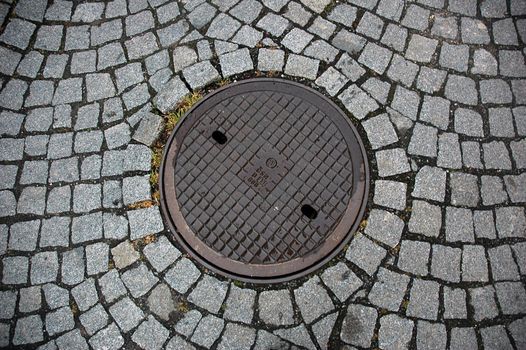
[0,0,525,349]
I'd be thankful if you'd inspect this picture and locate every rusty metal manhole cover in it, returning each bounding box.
[160,78,369,283]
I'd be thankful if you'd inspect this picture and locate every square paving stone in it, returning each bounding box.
[294,276,334,324]
[461,18,490,44]
[494,282,526,315]
[405,34,437,63]
[473,211,496,239]
[188,275,228,313]
[143,235,181,272]
[443,287,467,320]
[127,206,164,240]
[217,323,256,350]
[220,48,254,77]
[373,180,406,210]
[470,286,499,322]
[183,61,220,90]
[223,285,256,324]
[110,297,145,333]
[111,241,140,269]
[72,278,98,312]
[71,212,103,244]
[375,148,410,177]
[258,289,294,326]
[164,257,201,293]
[89,323,124,350]
[480,326,514,350]
[13,315,43,346]
[431,245,461,282]
[132,316,169,350]
[61,248,85,286]
[122,264,158,298]
[18,285,41,313]
[483,141,512,170]
[31,251,59,285]
[358,42,392,74]
[0,19,36,50]
[191,315,224,348]
[368,268,410,311]
[256,13,289,37]
[8,220,40,252]
[412,166,446,202]
[378,314,413,350]
[488,245,521,281]
[332,30,366,55]
[75,102,101,130]
[454,108,484,137]
[397,240,430,276]
[496,207,526,238]
[416,321,446,350]
[340,304,377,348]
[408,123,437,157]
[338,85,379,120]
[315,67,348,97]
[85,242,109,276]
[346,233,387,276]
[364,209,404,247]
[445,207,474,243]
[40,216,70,248]
[24,134,49,157]
[43,284,69,310]
[284,54,319,80]
[174,309,202,337]
[450,173,479,207]
[407,279,440,320]
[362,114,398,150]
[3,256,29,285]
[98,270,126,303]
[0,191,16,218]
[46,306,75,336]
[0,290,17,319]
[17,187,46,215]
[321,262,362,302]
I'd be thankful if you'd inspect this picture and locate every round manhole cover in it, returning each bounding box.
[160,78,369,283]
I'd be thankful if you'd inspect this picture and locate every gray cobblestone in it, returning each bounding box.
[398,240,430,276]
[143,236,180,272]
[473,210,497,240]
[18,286,40,313]
[407,279,439,320]
[413,166,446,202]
[431,245,461,282]
[365,209,404,247]
[13,315,43,345]
[258,289,294,326]
[375,148,410,177]
[481,326,514,350]
[132,316,169,350]
[220,48,253,77]
[188,275,227,313]
[443,287,467,320]
[408,123,437,157]
[378,314,413,349]
[192,315,224,348]
[488,245,520,281]
[321,262,362,302]
[294,276,334,323]
[332,29,366,55]
[98,270,126,303]
[346,233,387,275]
[72,278,98,312]
[98,43,126,70]
[42,284,69,310]
[218,323,256,350]
[483,141,512,170]
[89,323,124,350]
[284,54,319,80]
[61,248,85,286]
[496,207,526,238]
[109,297,145,333]
[445,207,474,242]
[338,84,379,120]
[46,306,74,336]
[368,268,409,311]
[183,61,220,90]
[8,220,39,251]
[164,257,201,293]
[224,285,256,324]
[495,282,526,315]
[175,309,202,337]
[387,54,418,87]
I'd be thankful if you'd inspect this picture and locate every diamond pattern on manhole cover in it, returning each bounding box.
[160,78,369,283]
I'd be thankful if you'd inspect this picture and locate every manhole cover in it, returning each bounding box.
[160,78,369,283]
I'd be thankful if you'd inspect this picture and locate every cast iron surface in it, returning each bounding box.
[160,78,369,283]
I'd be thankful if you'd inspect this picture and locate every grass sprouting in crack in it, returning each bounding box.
[149,91,204,204]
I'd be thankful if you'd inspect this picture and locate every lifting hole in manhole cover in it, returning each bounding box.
[160,78,369,283]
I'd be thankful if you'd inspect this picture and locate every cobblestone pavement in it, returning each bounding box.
[1,0,525,349]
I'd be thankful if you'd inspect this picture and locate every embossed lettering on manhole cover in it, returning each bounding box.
[160,78,369,283]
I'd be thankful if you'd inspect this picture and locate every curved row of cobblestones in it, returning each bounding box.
[0,0,525,349]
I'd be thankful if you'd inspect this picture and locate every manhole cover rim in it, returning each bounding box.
[160,78,369,283]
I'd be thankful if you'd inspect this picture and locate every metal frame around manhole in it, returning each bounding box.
[160,78,369,283]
